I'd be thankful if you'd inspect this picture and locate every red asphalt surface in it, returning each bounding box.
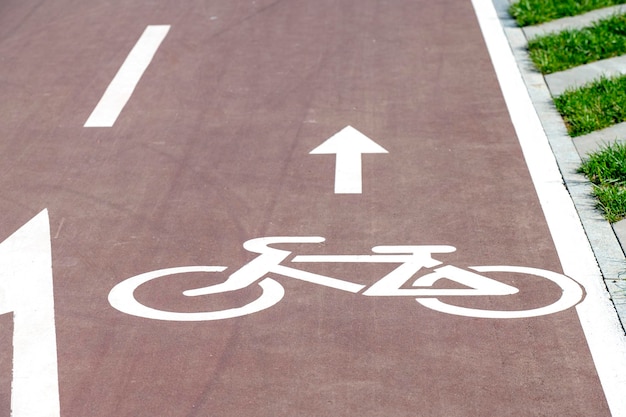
[0,0,614,416]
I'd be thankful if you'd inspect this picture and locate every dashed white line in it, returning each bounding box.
[84,25,170,128]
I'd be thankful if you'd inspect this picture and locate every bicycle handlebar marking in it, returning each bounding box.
[109,236,584,321]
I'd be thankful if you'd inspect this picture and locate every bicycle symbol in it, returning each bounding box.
[108,236,584,320]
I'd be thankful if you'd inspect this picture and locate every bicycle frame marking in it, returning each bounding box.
[417,266,584,319]
[108,236,584,321]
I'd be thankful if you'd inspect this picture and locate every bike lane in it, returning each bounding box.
[0,0,623,416]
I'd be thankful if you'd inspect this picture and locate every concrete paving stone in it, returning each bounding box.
[522,4,626,39]
[573,122,626,156]
[612,220,626,259]
[545,55,626,96]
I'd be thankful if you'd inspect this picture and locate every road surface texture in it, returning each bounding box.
[0,0,624,416]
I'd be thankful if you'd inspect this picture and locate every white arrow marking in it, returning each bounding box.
[310,125,388,194]
[0,210,60,417]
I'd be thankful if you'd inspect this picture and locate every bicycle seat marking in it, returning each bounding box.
[108,236,584,321]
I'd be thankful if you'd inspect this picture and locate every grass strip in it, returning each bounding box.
[527,13,626,74]
[553,75,626,136]
[509,0,626,26]
[578,142,626,222]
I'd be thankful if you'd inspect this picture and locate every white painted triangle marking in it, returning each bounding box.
[310,125,388,194]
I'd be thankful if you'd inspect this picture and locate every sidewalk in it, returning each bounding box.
[494,0,626,332]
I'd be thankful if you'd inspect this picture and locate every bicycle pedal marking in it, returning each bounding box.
[108,236,585,321]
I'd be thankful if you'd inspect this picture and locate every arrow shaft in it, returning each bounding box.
[335,152,362,194]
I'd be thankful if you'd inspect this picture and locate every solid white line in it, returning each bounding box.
[471,0,626,414]
[84,25,170,127]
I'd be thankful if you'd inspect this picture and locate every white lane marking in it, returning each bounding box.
[471,0,626,414]
[0,210,60,417]
[84,25,170,127]
[310,125,388,194]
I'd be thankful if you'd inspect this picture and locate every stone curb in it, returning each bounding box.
[495,0,626,332]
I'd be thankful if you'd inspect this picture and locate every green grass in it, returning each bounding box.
[578,142,626,222]
[509,0,626,26]
[512,1,626,222]
[553,75,626,136]
[527,13,626,74]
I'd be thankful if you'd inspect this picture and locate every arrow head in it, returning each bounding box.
[309,126,388,194]
[310,125,388,155]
